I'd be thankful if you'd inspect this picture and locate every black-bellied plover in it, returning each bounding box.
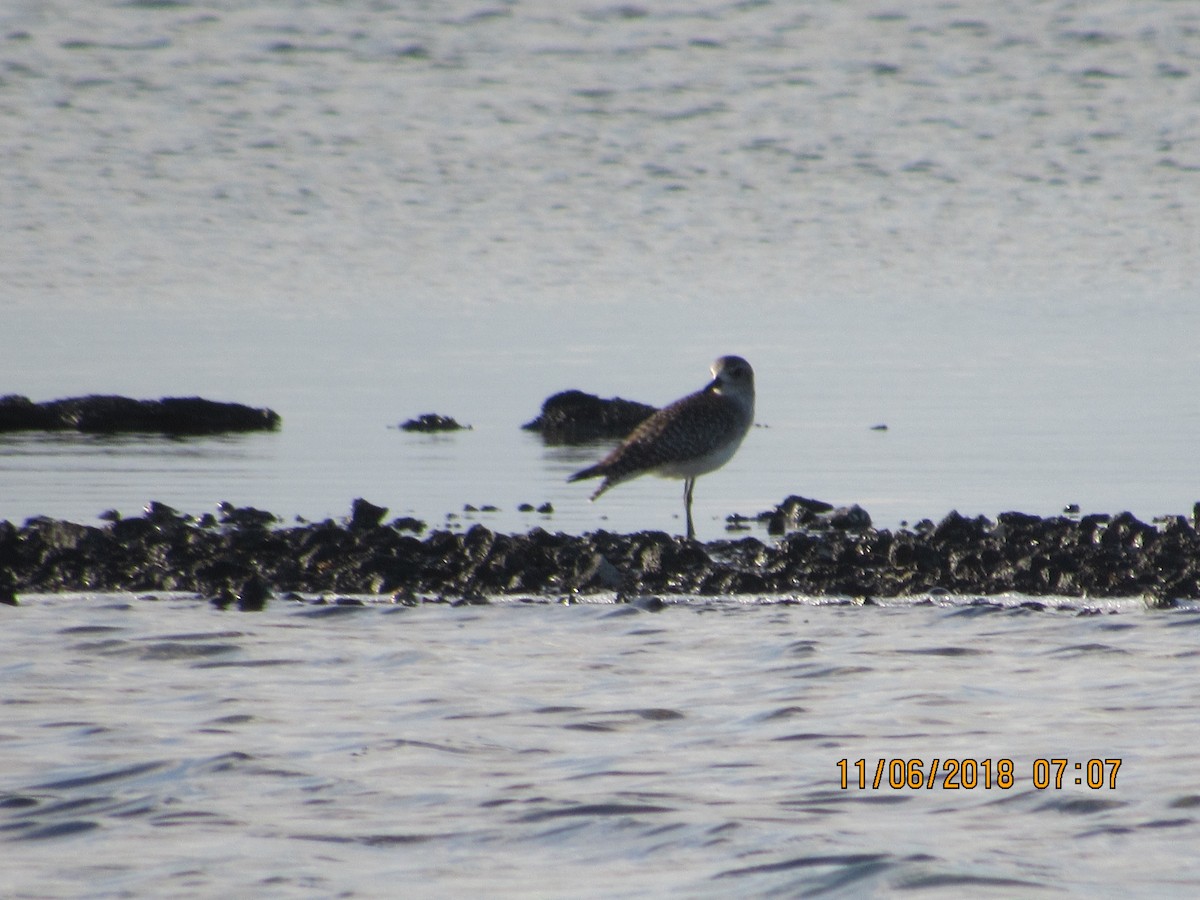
[569,355,755,540]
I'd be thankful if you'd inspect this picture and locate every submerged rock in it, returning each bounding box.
[0,394,280,435]
[522,390,656,444]
[2,497,1199,604]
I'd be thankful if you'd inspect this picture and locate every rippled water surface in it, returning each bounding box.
[4,593,1200,897]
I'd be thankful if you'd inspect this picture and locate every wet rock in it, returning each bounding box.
[931,510,988,545]
[349,498,388,530]
[400,413,470,432]
[212,574,271,612]
[390,516,425,534]
[830,504,872,530]
[0,394,279,434]
[0,395,58,430]
[760,496,836,535]
[522,390,656,444]
[0,570,17,606]
[144,501,191,526]
[5,498,1200,602]
[217,502,276,529]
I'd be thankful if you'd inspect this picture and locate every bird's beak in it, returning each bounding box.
[703,377,721,393]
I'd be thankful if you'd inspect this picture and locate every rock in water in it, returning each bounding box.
[523,390,657,444]
[0,394,280,434]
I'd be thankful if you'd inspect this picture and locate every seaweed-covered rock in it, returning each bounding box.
[523,390,656,444]
[3,498,1200,604]
[400,413,470,432]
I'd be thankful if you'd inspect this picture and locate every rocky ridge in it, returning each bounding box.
[3,498,1199,609]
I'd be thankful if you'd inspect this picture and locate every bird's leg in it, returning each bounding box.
[684,478,696,541]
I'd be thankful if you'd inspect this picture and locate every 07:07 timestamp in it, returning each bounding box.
[836,758,1122,791]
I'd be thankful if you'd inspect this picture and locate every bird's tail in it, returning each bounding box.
[568,464,614,501]
[568,464,602,483]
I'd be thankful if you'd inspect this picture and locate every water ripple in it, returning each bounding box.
[3,593,1199,893]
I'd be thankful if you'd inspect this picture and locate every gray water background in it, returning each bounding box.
[3,1,1200,895]
[2,0,1198,535]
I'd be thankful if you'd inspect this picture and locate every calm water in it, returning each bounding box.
[4,592,1200,898]
[3,1,1200,894]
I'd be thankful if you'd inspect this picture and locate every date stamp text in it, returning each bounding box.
[836,758,1122,791]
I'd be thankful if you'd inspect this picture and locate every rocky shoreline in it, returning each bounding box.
[3,497,1200,609]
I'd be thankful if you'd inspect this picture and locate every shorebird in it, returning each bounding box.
[569,356,755,540]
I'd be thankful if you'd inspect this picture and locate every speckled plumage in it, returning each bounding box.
[569,356,755,539]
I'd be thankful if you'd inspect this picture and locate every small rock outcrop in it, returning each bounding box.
[399,414,470,432]
[523,390,656,444]
[0,395,280,435]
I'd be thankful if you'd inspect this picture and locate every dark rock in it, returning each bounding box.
[761,496,838,535]
[349,498,388,530]
[830,505,872,530]
[996,511,1043,534]
[0,570,17,606]
[0,394,280,434]
[400,413,470,432]
[210,584,237,610]
[145,501,190,526]
[211,574,271,611]
[931,510,991,546]
[0,395,57,430]
[522,390,657,444]
[237,575,272,612]
[5,498,1200,602]
[218,502,276,529]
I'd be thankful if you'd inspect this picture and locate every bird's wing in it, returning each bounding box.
[590,390,743,480]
